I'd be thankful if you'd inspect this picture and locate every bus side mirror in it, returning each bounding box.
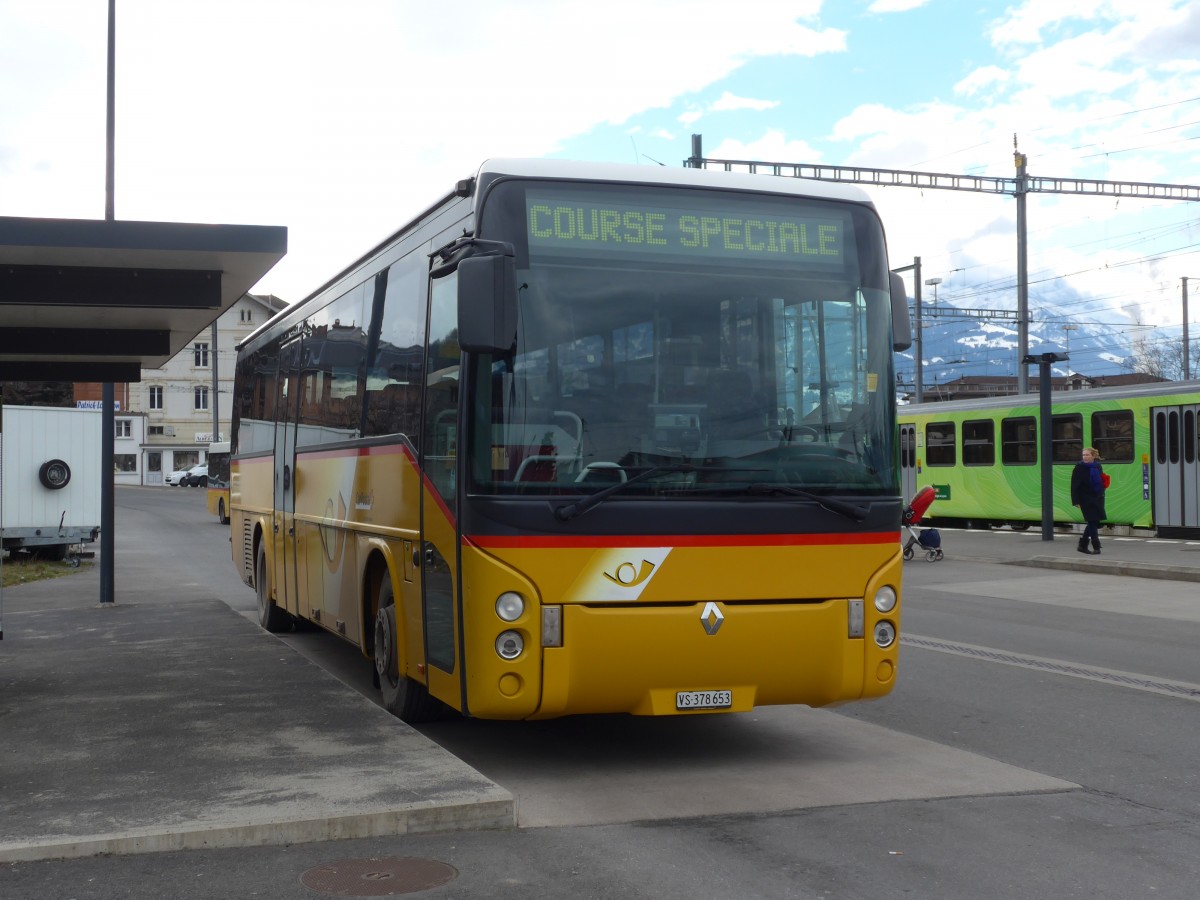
[890,271,913,352]
[457,255,518,353]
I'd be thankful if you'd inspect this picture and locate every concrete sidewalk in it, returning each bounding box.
[916,524,1200,583]
[0,584,512,864]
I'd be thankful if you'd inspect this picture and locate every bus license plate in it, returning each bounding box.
[676,690,732,710]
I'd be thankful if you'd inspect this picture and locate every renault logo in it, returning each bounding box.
[700,601,724,636]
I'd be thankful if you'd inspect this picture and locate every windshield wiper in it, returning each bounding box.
[553,464,768,522]
[553,465,697,522]
[746,483,869,523]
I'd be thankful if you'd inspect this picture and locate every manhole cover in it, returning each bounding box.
[301,857,458,897]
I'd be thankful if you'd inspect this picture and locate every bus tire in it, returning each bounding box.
[218,499,229,525]
[374,575,439,723]
[255,543,291,633]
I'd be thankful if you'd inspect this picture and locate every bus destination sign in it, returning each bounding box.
[527,190,848,266]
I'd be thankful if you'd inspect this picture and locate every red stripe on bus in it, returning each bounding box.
[467,532,900,549]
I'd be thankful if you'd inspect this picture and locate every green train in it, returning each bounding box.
[897,380,1200,536]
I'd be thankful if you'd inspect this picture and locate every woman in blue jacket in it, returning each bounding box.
[1070,446,1107,554]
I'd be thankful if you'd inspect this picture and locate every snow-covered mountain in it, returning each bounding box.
[894,296,1141,389]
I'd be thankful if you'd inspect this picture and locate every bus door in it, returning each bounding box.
[1151,404,1200,533]
[899,422,918,503]
[418,273,462,706]
[273,337,303,616]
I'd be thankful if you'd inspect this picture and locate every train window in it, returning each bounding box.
[1091,411,1134,463]
[900,424,916,469]
[925,421,955,466]
[962,419,995,466]
[1001,416,1036,465]
[1185,411,1196,465]
[1052,414,1083,463]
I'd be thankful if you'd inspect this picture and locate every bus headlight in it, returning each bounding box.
[496,630,524,660]
[496,592,525,622]
[874,586,897,614]
[874,620,897,648]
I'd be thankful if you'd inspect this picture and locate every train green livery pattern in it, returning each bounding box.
[899,382,1200,529]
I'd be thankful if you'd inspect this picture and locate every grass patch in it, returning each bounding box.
[1,554,91,588]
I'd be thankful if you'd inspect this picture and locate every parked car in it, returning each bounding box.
[185,464,208,487]
[166,467,192,486]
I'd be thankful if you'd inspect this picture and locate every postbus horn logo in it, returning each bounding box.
[602,559,657,588]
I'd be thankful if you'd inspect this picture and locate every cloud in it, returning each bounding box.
[705,129,822,165]
[0,0,852,299]
[867,0,931,11]
[709,91,780,113]
[955,66,1010,98]
[988,0,1108,47]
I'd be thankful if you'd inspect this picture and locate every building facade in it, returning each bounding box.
[75,293,286,484]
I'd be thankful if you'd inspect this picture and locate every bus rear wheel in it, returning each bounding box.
[374,576,439,723]
[218,499,229,525]
[256,544,291,633]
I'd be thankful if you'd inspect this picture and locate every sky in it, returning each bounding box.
[2,0,1199,375]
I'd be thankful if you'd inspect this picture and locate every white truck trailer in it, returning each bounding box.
[1,405,102,561]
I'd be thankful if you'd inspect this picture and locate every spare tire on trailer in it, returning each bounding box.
[39,459,71,490]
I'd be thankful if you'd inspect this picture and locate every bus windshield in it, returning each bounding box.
[467,181,897,498]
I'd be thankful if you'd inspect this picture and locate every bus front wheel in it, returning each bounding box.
[256,544,291,633]
[374,576,439,722]
[218,499,229,525]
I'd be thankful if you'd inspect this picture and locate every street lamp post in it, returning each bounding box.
[1061,324,1078,355]
[924,277,942,306]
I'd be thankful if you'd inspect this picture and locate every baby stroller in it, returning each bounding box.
[902,485,943,561]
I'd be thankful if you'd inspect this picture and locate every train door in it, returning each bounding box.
[273,337,302,614]
[418,272,462,707]
[899,422,918,503]
[1151,404,1200,535]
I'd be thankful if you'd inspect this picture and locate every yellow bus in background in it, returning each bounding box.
[206,441,230,524]
[229,159,911,722]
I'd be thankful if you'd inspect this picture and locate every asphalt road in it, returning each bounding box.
[2,485,1198,899]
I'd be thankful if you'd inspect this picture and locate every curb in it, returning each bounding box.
[949,553,1200,584]
[1017,556,1200,583]
[0,797,515,863]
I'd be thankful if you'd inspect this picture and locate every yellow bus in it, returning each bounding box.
[230,159,911,722]
[206,441,231,524]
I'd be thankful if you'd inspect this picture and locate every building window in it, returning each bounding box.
[149,385,163,410]
[241,308,253,323]
[114,454,137,473]
[194,342,210,367]
[148,425,165,436]
[115,419,132,438]
[195,386,209,411]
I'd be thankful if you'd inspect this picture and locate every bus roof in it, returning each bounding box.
[477,158,875,204]
[240,158,881,352]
